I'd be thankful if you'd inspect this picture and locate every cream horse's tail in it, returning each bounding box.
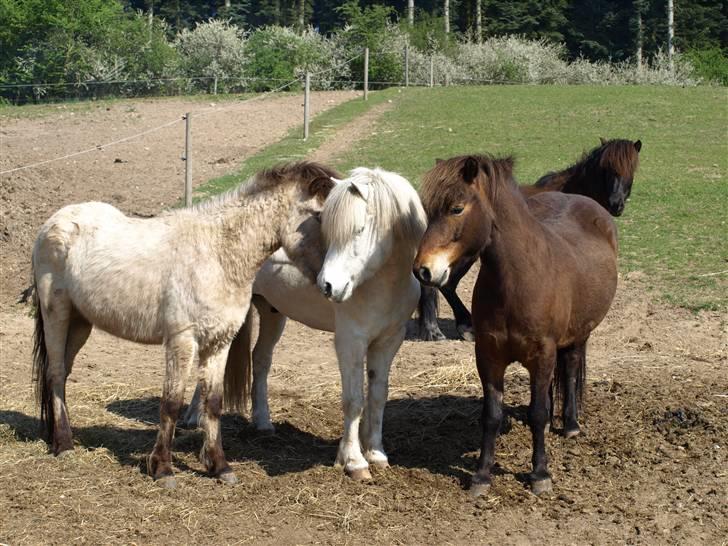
[223,306,254,414]
[30,271,53,442]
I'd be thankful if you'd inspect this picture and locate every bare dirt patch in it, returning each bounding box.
[0,97,726,544]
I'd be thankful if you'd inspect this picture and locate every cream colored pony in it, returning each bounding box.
[31,162,337,488]
[185,167,427,480]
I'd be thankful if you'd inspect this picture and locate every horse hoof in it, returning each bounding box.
[564,427,581,439]
[531,477,553,496]
[347,467,373,482]
[469,481,491,498]
[458,327,475,342]
[364,450,389,468]
[254,423,276,435]
[55,447,74,458]
[419,328,446,342]
[156,475,177,489]
[217,471,238,485]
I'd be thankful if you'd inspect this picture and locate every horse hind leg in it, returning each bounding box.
[33,277,74,456]
[555,340,587,439]
[251,298,286,432]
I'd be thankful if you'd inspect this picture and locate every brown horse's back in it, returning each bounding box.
[528,192,618,345]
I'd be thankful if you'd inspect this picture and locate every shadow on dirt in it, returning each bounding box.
[1,394,533,487]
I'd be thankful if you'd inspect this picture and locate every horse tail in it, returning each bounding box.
[223,306,254,414]
[417,284,439,336]
[30,274,53,442]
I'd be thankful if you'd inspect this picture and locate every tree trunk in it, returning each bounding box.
[667,0,674,70]
[475,0,482,43]
[444,0,450,34]
[636,1,643,70]
[225,0,230,8]
[298,0,305,30]
[408,0,414,26]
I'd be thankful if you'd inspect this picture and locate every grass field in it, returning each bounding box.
[204,85,727,311]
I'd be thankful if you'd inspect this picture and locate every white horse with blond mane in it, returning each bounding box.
[186,167,427,480]
[31,162,336,488]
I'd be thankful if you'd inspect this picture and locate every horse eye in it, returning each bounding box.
[450,205,464,215]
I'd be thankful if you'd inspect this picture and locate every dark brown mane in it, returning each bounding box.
[535,139,640,189]
[419,154,516,218]
[255,160,342,193]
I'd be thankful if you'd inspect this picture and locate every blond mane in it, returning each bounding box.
[322,167,426,252]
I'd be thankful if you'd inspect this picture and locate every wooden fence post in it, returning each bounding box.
[429,57,434,87]
[363,47,369,100]
[303,72,310,140]
[184,112,192,207]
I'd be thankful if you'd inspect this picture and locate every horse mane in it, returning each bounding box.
[535,139,640,189]
[322,167,427,251]
[419,154,516,217]
[190,161,340,214]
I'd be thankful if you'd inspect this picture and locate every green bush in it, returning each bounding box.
[0,0,179,102]
[685,47,728,85]
[335,1,403,88]
[244,26,349,91]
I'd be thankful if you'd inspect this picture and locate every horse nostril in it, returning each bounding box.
[324,282,332,297]
[419,267,432,283]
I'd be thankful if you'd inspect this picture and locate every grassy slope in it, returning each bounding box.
[333,86,727,311]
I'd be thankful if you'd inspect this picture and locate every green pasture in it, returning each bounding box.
[203,85,727,311]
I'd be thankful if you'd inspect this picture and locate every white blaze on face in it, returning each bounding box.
[424,250,453,286]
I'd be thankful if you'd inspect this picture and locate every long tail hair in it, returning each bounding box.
[223,306,254,414]
[417,284,439,336]
[30,274,53,441]
[551,343,586,424]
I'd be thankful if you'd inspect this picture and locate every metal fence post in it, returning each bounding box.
[184,113,192,207]
[404,45,409,87]
[363,47,369,100]
[429,56,434,87]
[303,72,310,140]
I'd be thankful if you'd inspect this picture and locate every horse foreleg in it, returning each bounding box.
[440,282,474,342]
[526,345,556,496]
[470,352,506,497]
[251,299,287,432]
[334,330,370,480]
[198,346,237,484]
[417,284,446,341]
[361,328,405,468]
[149,332,196,488]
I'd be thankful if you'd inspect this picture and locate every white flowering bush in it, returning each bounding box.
[176,20,246,92]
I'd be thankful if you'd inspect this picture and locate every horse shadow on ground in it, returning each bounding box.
[0,395,532,487]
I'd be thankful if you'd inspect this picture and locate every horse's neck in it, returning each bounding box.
[481,183,551,288]
[212,190,289,288]
[560,163,592,196]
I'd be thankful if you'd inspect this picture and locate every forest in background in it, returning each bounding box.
[1,0,726,103]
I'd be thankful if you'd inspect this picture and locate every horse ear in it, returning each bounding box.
[634,140,642,152]
[461,157,480,184]
[309,176,335,199]
[599,136,607,145]
[349,179,369,201]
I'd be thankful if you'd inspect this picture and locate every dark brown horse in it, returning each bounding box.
[417,138,640,342]
[413,154,618,495]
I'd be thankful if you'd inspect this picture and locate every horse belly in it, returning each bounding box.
[254,257,335,332]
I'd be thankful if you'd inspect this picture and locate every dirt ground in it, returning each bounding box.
[0,94,726,545]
